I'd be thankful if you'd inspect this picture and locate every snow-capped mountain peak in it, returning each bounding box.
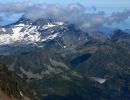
[0,19,65,46]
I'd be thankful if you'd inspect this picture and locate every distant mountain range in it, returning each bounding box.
[0,17,130,100]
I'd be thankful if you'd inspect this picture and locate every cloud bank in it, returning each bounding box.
[0,2,130,31]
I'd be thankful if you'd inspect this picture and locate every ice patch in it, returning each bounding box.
[89,77,106,84]
[55,22,64,25]
[20,91,24,97]
[41,33,59,42]
[43,23,56,29]
[1,28,6,32]
[15,23,25,27]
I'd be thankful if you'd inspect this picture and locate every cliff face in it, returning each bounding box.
[0,64,39,100]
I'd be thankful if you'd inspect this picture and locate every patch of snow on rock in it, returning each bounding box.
[89,77,106,84]
[43,23,56,29]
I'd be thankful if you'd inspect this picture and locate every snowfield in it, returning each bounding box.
[0,22,64,46]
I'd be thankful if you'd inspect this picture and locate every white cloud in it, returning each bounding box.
[0,2,130,31]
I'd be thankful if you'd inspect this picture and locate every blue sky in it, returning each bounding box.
[0,0,130,29]
[1,0,130,9]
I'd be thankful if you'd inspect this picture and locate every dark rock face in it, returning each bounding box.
[0,64,38,100]
[111,29,130,43]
